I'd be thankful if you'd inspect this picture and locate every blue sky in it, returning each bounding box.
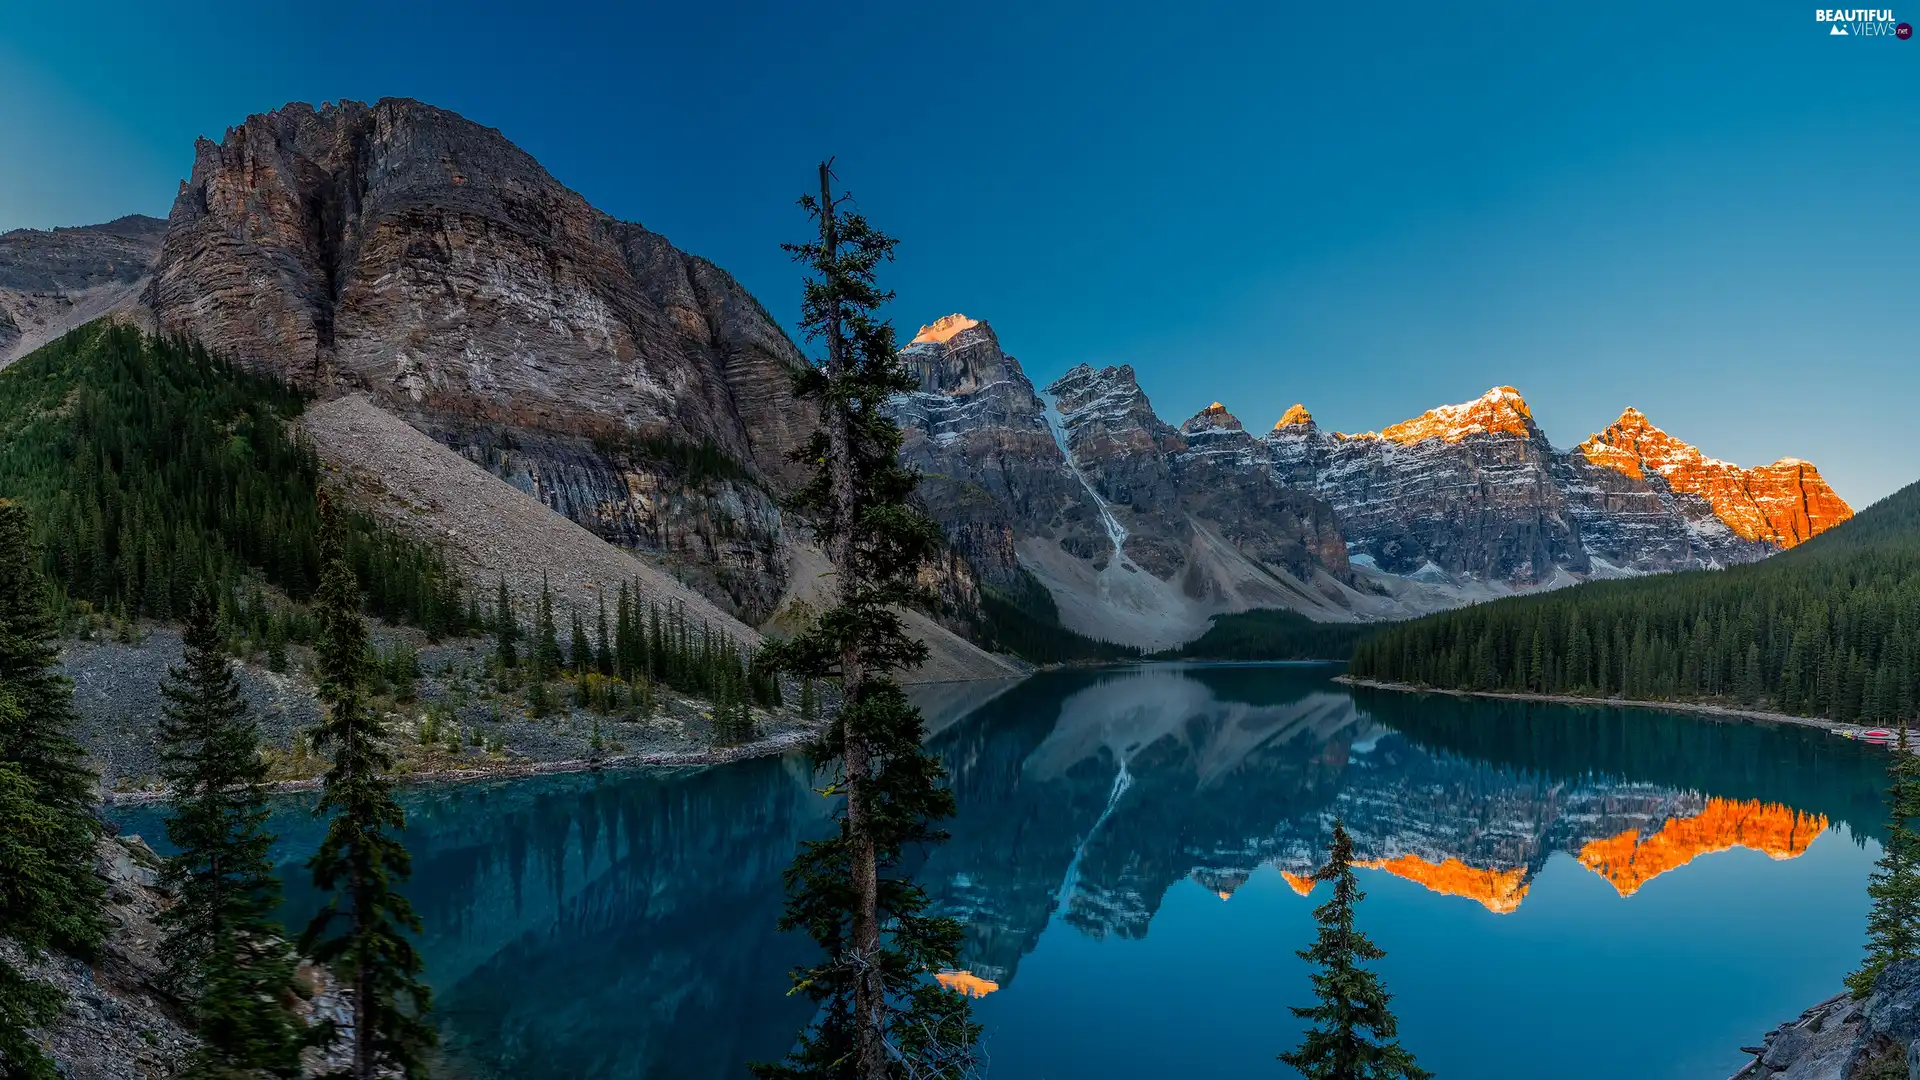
[3,1,1916,504]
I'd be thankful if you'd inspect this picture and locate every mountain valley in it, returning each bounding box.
[0,97,1854,657]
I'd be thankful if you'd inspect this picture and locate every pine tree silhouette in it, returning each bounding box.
[1282,820,1430,1080]
[158,589,302,1077]
[753,163,978,1080]
[300,492,436,1078]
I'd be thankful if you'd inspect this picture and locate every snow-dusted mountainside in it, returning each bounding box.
[893,318,1373,649]
[891,315,1853,648]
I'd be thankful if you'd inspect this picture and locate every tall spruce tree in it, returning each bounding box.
[569,613,592,677]
[753,163,978,1080]
[1282,820,1430,1080]
[1850,726,1920,997]
[0,499,102,1080]
[300,493,436,1079]
[158,589,302,1078]
[532,576,562,683]
[594,594,613,678]
[493,576,517,671]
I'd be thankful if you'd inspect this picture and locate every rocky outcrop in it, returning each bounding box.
[1732,961,1920,1079]
[0,215,164,366]
[5,836,194,1079]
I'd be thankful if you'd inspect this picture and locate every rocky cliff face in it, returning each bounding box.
[891,316,1105,588]
[1267,387,1589,584]
[1267,387,1851,584]
[1577,407,1853,549]
[890,318,1361,649]
[141,98,817,621]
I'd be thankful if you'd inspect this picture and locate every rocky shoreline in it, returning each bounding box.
[1335,676,1857,736]
[1728,963,1920,1079]
[98,724,820,806]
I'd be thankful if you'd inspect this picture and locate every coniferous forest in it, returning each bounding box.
[1349,480,1920,722]
[0,323,472,638]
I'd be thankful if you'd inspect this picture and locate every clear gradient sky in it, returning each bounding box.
[3,1,1916,504]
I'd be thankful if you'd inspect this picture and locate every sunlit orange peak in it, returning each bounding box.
[1339,386,1535,445]
[1576,797,1828,897]
[910,313,980,345]
[1576,409,1852,547]
[1356,855,1530,914]
[1274,404,1314,430]
[935,970,1000,998]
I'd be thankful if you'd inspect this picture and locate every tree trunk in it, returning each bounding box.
[818,161,889,1080]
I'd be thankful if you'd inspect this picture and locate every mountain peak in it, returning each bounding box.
[1342,385,1536,445]
[910,313,981,345]
[1181,400,1245,435]
[1577,410,1852,547]
[1274,404,1314,430]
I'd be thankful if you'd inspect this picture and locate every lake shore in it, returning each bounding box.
[1334,676,1856,735]
[99,724,819,806]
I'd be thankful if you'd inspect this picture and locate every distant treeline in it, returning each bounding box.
[1350,480,1920,723]
[0,324,473,636]
[1157,608,1376,662]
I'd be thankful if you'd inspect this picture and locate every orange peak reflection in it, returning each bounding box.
[1280,870,1318,897]
[1358,855,1530,915]
[1577,797,1827,897]
[935,970,999,998]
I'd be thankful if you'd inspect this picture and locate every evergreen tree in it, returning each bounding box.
[569,613,592,677]
[533,576,561,683]
[0,744,70,1080]
[595,593,613,677]
[0,326,465,636]
[753,164,977,1080]
[493,576,517,671]
[1282,821,1429,1080]
[0,500,102,1080]
[157,589,302,1078]
[300,493,436,1078]
[1850,726,1920,997]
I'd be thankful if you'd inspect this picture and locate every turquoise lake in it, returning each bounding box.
[112,664,1892,1079]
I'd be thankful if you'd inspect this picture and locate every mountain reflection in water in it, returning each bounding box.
[111,663,1891,1080]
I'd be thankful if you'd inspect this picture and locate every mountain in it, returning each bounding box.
[4,98,1853,656]
[1575,407,1852,548]
[0,214,165,365]
[142,98,821,621]
[0,98,1024,680]
[891,315,1852,648]
[892,318,1359,649]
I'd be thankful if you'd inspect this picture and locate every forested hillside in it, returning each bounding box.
[0,323,471,636]
[1349,480,1920,723]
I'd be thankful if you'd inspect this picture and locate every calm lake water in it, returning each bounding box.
[113,664,1892,1079]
